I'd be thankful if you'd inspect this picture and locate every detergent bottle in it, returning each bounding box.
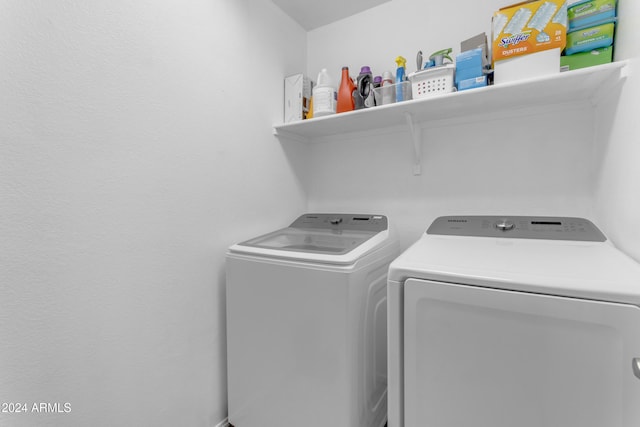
[360,66,375,108]
[313,68,336,117]
[395,56,407,102]
[372,75,382,106]
[336,66,356,113]
[353,66,374,110]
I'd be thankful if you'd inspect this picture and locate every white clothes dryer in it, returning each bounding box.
[388,216,640,427]
[226,213,399,427]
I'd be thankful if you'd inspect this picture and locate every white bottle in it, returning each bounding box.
[312,68,336,117]
[381,71,395,105]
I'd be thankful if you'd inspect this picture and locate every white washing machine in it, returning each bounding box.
[388,215,640,427]
[226,213,399,427]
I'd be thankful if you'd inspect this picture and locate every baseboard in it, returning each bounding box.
[214,417,230,427]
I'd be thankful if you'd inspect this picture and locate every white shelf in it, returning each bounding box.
[273,61,630,174]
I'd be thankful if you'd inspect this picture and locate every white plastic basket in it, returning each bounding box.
[408,64,456,99]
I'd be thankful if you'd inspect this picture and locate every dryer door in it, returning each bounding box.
[403,278,640,427]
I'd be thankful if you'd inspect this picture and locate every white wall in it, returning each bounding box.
[304,107,596,248]
[1,0,636,425]
[593,0,640,261]
[0,1,306,426]
[305,0,602,249]
[307,0,507,83]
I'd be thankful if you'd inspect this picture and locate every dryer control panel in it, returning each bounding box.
[427,216,606,241]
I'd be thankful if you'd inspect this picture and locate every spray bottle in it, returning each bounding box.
[395,56,407,102]
[429,48,453,67]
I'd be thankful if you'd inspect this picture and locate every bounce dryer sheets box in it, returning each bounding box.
[492,0,568,63]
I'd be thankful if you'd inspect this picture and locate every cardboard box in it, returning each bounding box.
[565,18,616,55]
[284,74,312,123]
[494,47,561,84]
[457,75,488,91]
[455,48,485,84]
[492,0,567,63]
[461,33,490,69]
[561,46,613,71]
[568,0,616,30]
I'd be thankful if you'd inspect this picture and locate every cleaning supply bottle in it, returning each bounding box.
[313,68,336,117]
[372,75,382,106]
[395,56,407,102]
[429,48,453,66]
[336,66,356,113]
[381,71,394,105]
[354,66,374,109]
[361,66,375,108]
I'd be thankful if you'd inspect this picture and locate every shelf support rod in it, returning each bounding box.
[404,112,422,175]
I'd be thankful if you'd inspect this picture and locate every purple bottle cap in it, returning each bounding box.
[360,66,372,74]
[374,75,382,84]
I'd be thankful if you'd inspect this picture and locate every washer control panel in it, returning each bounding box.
[291,213,388,232]
[427,216,606,241]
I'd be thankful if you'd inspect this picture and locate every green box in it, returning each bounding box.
[568,0,616,30]
[565,19,616,55]
[560,46,613,71]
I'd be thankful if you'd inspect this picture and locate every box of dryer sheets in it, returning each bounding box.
[284,74,312,123]
[492,0,568,63]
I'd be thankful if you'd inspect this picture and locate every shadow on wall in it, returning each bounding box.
[217,261,230,419]
[276,136,312,202]
[591,70,625,190]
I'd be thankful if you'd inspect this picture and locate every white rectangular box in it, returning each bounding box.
[284,74,312,123]
[494,47,561,85]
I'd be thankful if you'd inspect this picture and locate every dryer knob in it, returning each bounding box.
[330,218,343,225]
[495,220,515,231]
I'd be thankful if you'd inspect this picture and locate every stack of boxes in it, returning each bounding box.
[561,0,617,71]
[455,33,491,91]
[491,0,568,84]
[284,74,313,123]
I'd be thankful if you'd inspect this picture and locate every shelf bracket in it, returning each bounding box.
[273,127,309,144]
[404,112,422,175]
[619,60,631,80]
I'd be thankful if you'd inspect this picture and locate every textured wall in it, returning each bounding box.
[0,1,307,426]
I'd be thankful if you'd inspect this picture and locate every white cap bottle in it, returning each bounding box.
[312,68,336,117]
[381,71,395,105]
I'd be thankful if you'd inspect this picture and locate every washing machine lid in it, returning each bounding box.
[228,213,390,265]
[389,216,640,305]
